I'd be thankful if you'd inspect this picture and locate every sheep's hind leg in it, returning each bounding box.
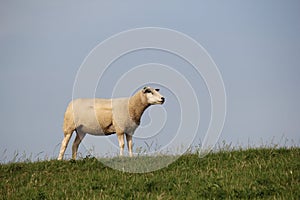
[58,130,73,160]
[72,130,86,160]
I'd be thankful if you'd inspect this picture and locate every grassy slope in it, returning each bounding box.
[0,148,299,199]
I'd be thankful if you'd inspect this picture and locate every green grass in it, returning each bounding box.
[0,147,299,199]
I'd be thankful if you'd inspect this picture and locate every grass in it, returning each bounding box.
[0,147,299,199]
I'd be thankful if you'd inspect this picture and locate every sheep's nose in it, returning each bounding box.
[161,97,165,102]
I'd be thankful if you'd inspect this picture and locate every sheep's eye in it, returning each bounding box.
[145,89,152,93]
[155,89,160,92]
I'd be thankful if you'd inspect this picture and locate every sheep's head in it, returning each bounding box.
[142,86,165,105]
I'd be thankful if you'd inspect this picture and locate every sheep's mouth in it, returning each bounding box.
[158,100,165,104]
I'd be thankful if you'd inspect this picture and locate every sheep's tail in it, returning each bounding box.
[63,101,76,135]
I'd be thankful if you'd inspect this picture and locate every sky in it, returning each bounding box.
[0,1,300,162]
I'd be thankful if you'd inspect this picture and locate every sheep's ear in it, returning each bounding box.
[155,88,160,92]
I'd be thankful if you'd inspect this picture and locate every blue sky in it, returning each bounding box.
[1,1,300,161]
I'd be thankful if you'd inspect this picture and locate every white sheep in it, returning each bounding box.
[58,86,165,160]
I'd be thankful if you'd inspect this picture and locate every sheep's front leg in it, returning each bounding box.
[117,133,125,156]
[126,134,133,157]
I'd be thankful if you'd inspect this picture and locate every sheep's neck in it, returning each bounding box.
[129,93,149,125]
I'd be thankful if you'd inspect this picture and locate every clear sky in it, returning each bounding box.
[1,1,300,161]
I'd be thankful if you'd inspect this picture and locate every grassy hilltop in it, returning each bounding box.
[0,148,299,199]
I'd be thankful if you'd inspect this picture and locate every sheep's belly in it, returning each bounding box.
[77,124,108,136]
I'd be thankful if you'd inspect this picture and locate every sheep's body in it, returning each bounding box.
[64,98,138,136]
[58,86,165,160]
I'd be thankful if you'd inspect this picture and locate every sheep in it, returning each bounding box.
[57,86,165,160]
